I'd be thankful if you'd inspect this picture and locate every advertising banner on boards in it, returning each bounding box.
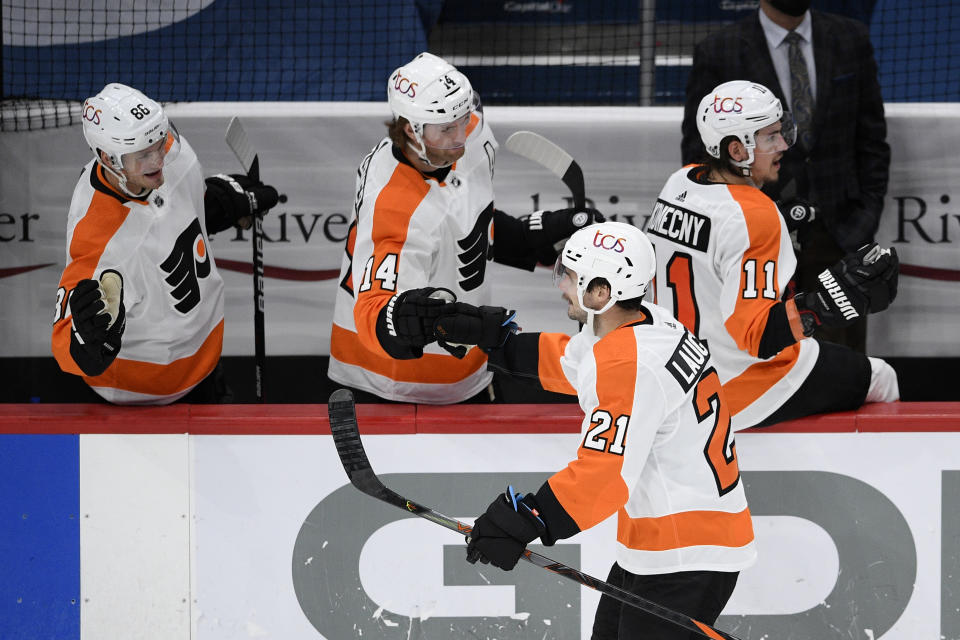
[1,104,956,359]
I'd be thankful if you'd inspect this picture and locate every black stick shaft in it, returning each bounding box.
[326,389,741,640]
[249,156,265,402]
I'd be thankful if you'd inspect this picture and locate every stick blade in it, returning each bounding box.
[327,389,388,498]
[505,130,585,210]
[225,116,258,177]
[505,131,572,177]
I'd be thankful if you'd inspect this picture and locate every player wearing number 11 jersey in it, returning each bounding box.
[646,81,899,430]
[462,222,754,639]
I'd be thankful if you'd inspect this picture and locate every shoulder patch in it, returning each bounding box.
[665,330,710,392]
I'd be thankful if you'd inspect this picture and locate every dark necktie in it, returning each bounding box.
[785,31,814,151]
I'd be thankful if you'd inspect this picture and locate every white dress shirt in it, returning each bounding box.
[758,8,817,109]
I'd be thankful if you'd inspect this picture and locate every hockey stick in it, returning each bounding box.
[225,117,266,402]
[505,130,586,210]
[327,388,742,640]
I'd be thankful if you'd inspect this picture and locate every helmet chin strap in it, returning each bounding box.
[101,161,150,198]
[730,145,756,177]
[407,122,457,169]
[576,284,618,334]
[406,139,455,169]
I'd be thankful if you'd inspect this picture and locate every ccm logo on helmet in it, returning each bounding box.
[83,104,101,125]
[711,95,743,113]
[593,231,626,253]
[393,74,418,98]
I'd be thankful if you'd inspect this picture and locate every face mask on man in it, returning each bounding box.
[767,0,811,17]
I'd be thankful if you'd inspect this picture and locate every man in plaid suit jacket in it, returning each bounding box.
[680,0,890,352]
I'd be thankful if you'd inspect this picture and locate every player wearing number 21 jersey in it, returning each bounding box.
[468,222,754,639]
[646,81,899,431]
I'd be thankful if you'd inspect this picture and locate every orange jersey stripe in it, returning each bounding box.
[353,163,430,356]
[549,329,638,530]
[83,319,223,396]
[537,333,576,395]
[465,112,481,138]
[722,343,801,416]
[51,189,132,376]
[330,323,487,384]
[617,506,754,552]
[723,185,783,356]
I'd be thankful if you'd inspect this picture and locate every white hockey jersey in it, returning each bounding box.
[328,113,498,403]
[645,165,819,430]
[52,137,224,404]
[535,303,756,574]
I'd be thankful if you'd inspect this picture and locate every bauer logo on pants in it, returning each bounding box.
[160,218,211,314]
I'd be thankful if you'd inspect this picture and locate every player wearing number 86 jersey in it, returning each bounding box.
[474,222,754,639]
[645,81,899,431]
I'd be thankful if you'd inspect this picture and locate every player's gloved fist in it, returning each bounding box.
[776,198,817,233]
[466,486,546,571]
[834,243,899,313]
[386,287,457,348]
[523,207,606,246]
[204,173,280,229]
[433,303,519,358]
[791,243,898,336]
[68,271,126,376]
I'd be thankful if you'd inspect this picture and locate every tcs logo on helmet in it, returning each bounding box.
[711,95,743,113]
[83,104,101,125]
[392,73,418,98]
[593,231,626,253]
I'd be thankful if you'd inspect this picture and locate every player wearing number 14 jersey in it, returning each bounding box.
[462,222,754,639]
[328,53,602,403]
[646,81,899,430]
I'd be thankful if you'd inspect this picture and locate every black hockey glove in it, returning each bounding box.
[776,198,817,233]
[433,303,519,359]
[466,486,547,571]
[792,243,899,336]
[520,207,605,262]
[204,173,280,233]
[376,287,457,359]
[68,273,126,377]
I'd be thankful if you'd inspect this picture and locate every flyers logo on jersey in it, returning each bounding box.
[160,218,211,314]
[593,231,626,253]
[711,95,743,113]
[83,104,101,125]
[456,204,493,291]
[393,73,418,98]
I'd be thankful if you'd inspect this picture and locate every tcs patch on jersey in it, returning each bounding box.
[646,199,711,252]
[665,330,710,392]
[160,218,211,314]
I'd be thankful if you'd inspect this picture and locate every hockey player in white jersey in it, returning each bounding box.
[441,222,754,638]
[52,83,279,404]
[328,52,603,404]
[645,80,899,430]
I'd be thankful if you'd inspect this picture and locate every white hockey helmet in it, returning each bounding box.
[555,221,657,317]
[82,83,179,193]
[696,80,795,173]
[387,52,476,162]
